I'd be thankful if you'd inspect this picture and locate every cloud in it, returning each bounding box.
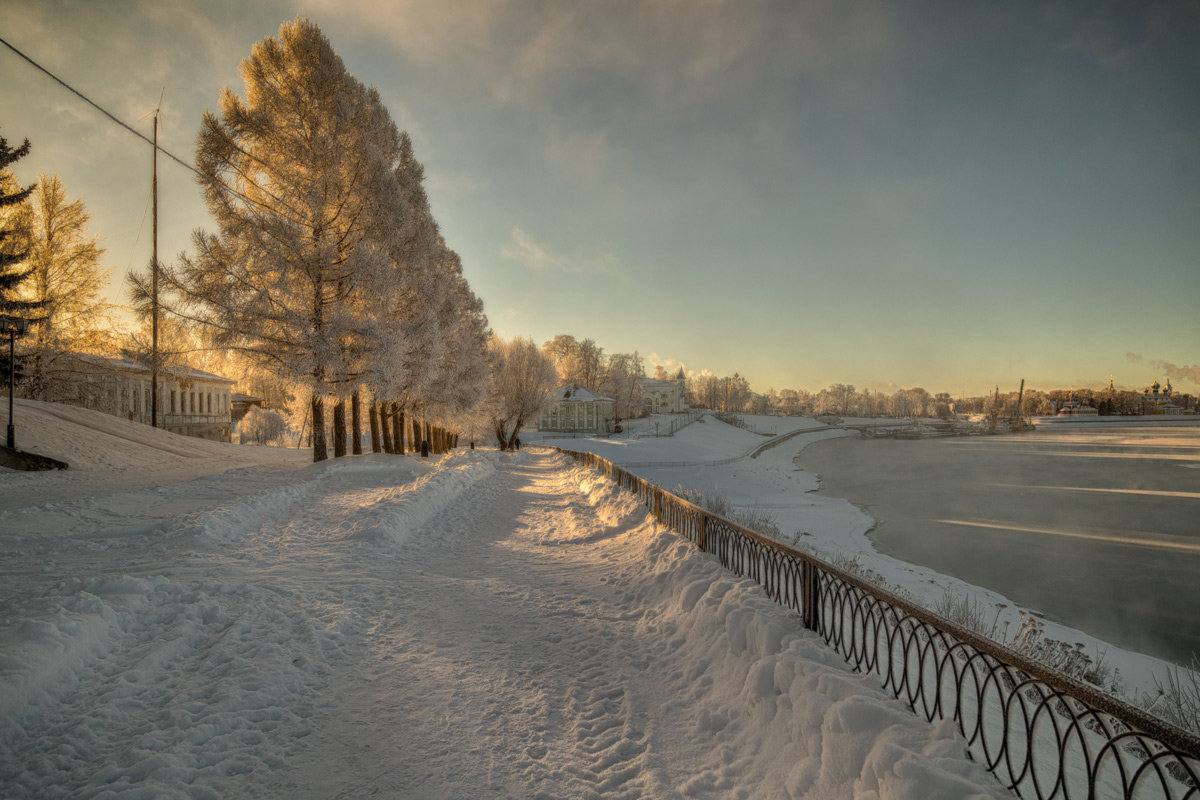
[1125,354,1200,387]
[646,353,690,379]
[1152,360,1200,388]
[299,0,901,113]
[500,226,621,277]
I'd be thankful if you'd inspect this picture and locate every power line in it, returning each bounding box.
[0,34,284,217]
[0,35,199,178]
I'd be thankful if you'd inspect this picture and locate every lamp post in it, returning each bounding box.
[2,315,29,450]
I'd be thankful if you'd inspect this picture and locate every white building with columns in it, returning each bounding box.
[537,384,616,435]
[43,353,235,441]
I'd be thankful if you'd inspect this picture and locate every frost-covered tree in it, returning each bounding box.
[487,335,557,450]
[150,18,407,462]
[889,387,930,418]
[354,132,445,452]
[11,174,115,398]
[689,373,720,410]
[601,351,644,419]
[541,334,604,391]
[237,404,287,445]
[398,241,489,449]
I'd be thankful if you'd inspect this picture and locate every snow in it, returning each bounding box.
[0,401,1006,797]
[529,413,828,467]
[552,412,1197,698]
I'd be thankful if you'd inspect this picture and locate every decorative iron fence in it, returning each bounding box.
[554,446,1200,800]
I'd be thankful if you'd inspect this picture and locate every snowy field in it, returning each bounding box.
[0,400,1006,798]
[546,413,1199,700]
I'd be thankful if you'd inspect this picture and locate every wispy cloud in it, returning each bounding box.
[1125,354,1200,387]
[1152,360,1200,387]
[500,226,621,277]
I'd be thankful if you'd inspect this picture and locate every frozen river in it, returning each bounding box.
[796,422,1200,667]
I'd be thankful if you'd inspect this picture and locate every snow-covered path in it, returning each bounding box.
[287,454,672,798]
[2,446,1006,799]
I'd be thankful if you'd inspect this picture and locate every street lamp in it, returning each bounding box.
[1,315,29,450]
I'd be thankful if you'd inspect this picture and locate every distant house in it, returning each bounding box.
[640,368,688,414]
[538,384,616,435]
[44,353,235,442]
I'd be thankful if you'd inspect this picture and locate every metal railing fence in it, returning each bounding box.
[553,446,1200,800]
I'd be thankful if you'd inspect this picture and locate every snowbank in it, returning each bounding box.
[0,398,310,510]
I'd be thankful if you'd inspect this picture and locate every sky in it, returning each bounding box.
[1,0,1198,397]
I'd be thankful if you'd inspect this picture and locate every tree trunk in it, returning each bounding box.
[311,394,327,462]
[379,403,393,454]
[351,392,363,455]
[391,403,403,454]
[332,400,347,457]
[369,403,381,453]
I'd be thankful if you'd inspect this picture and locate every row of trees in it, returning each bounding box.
[696,378,1196,420]
[5,22,493,462]
[954,386,1196,418]
[129,19,490,461]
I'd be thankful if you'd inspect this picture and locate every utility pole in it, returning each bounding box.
[150,106,160,427]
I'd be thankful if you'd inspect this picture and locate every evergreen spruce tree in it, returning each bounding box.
[0,134,44,381]
[0,135,41,317]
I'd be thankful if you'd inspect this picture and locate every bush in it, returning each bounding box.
[674,486,783,541]
[1144,655,1200,735]
[933,589,1120,694]
[238,405,287,445]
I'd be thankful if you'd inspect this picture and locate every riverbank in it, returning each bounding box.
[795,424,1200,668]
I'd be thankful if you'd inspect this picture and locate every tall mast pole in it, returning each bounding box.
[151,107,160,427]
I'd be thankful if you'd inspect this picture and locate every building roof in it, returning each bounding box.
[640,378,680,390]
[70,352,235,384]
[553,383,614,403]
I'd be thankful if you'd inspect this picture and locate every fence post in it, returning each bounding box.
[801,561,819,631]
[697,513,707,552]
